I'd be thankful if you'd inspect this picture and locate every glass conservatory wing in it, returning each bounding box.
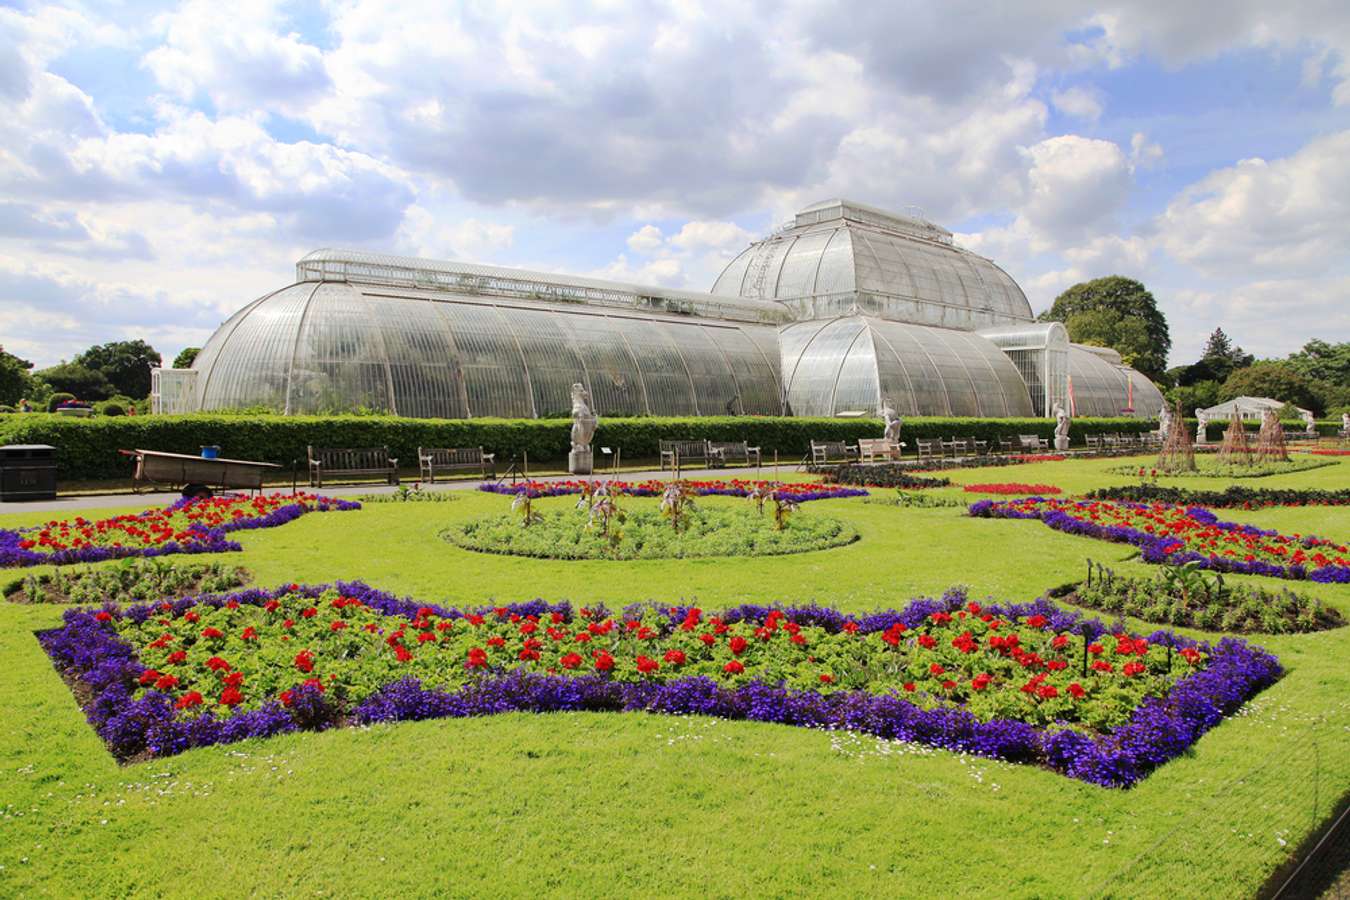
[603,316,698,416]
[554,313,647,416]
[705,326,783,415]
[287,282,394,415]
[780,318,868,417]
[197,282,319,412]
[1066,346,1130,417]
[362,292,468,419]
[433,302,532,418]
[1123,368,1165,418]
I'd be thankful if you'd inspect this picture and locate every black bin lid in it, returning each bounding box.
[0,444,57,457]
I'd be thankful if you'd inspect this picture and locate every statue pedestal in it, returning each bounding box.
[569,449,593,475]
[1054,435,1069,451]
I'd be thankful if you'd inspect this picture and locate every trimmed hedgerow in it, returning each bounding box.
[0,413,1158,480]
[813,464,953,489]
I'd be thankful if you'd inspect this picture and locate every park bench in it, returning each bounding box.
[858,437,904,463]
[916,438,938,462]
[418,446,496,482]
[1085,434,1102,452]
[660,439,713,471]
[1018,434,1049,452]
[708,440,762,468]
[810,440,857,464]
[307,446,398,487]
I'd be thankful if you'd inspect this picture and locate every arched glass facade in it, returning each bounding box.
[779,317,1034,417]
[194,282,783,418]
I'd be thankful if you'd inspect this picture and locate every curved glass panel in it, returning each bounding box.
[604,317,698,415]
[199,283,317,412]
[434,302,532,418]
[706,326,782,415]
[555,312,646,416]
[775,229,834,299]
[364,293,467,419]
[1067,346,1129,417]
[782,318,865,416]
[288,282,393,415]
[813,228,855,295]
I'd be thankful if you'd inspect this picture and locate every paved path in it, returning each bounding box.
[0,464,799,515]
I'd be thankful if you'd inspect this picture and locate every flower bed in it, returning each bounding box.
[962,483,1063,495]
[41,582,1280,787]
[447,507,858,560]
[1085,485,1350,509]
[1007,454,1068,463]
[478,479,867,502]
[0,493,360,568]
[970,498,1350,583]
[5,559,250,604]
[1307,448,1350,456]
[1106,458,1332,479]
[808,464,953,489]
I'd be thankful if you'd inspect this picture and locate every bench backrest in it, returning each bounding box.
[310,446,391,469]
[709,440,750,454]
[421,447,484,466]
[810,440,852,460]
[660,440,709,457]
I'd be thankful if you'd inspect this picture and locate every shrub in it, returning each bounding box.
[0,413,1158,481]
[0,405,13,414]
[1085,485,1350,508]
[812,464,952,488]
[99,401,126,417]
[46,392,75,413]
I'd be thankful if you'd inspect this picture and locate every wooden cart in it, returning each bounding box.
[121,449,282,498]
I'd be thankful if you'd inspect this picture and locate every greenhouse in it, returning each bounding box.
[160,199,1163,419]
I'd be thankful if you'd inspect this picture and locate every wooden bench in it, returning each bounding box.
[858,438,904,463]
[996,435,1015,454]
[660,440,712,471]
[1085,434,1102,451]
[1018,434,1049,452]
[418,446,495,482]
[708,441,762,467]
[308,446,398,487]
[810,440,857,464]
[916,438,938,461]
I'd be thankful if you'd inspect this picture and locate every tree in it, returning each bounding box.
[1219,362,1321,415]
[1165,380,1222,414]
[33,362,113,400]
[0,346,35,406]
[172,347,201,369]
[1283,339,1350,387]
[1038,276,1171,381]
[75,340,162,399]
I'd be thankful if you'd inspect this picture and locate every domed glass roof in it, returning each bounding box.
[712,199,1033,330]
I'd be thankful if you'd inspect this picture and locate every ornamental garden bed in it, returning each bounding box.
[863,491,968,508]
[970,498,1350,584]
[1085,484,1350,509]
[1049,565,1343,634]
[4,559,250,605]
[40,582,1280,787]
[809,464,953,489]
[963,483,1063,495]
[0,493,360,568]
[1107,458,1333,479]
[478,479,867,502]
[446,506,858,560]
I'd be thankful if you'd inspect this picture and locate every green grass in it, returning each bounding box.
[1,455,1348,897]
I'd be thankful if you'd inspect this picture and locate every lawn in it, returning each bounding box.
[1,454,1347,897]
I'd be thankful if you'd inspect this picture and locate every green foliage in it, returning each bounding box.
[172,347,201,369]
[1220,362,1321,413]
[446,505,856,560]
[863,490,967,508]
[45,392,75,412]
[1068,566,1341,634]
[1165,379,1222,413]
[1038,276,1171,380]
[1107,458,1332,479]
[0,412,1159,481]
[34,363,112,400]
[4,558,250,605]
[357,484,458,503]
[0,346,35,406]
[1282,339,1350,386]
[74,340,162,399]
[98,400,126,417]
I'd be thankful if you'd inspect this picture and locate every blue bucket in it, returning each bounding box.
[201,446,220,460]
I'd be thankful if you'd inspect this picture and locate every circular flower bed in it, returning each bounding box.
[962,483,1063,495]
[446,506,857,560]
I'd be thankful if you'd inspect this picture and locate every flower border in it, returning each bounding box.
[477,479,868,502]
[969,498,1350,584]
[41,582,1280,788]
[0,494,361,569]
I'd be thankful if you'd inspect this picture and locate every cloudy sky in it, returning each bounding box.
[2,1,1349,371]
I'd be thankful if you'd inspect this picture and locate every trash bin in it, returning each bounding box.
[0,444,58,501]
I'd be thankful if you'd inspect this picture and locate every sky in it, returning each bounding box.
[1,0,1348,372]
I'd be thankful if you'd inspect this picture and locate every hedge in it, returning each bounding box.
[0,413,1176,482]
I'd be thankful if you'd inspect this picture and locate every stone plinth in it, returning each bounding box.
[568,449,593,475]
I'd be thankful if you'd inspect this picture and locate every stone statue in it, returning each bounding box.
[1301,408,1317,435]
[1195,408,1208,444]
[569,383,598,475]
[1052,401,1071,451]
[1342,412,1350,435]
[881,398,903,445]
[1157,404,1172,442]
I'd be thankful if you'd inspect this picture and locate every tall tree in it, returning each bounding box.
[1283,339,1350,387]
[0,346,35,406]
[34,362,114,400]
[75,340,162,398]
[172,347,201,369]
[1038,276,1171,381]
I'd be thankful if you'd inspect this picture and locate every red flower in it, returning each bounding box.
[417,631,436,643]
[154,673,179,691]
[574,632,592,643]
[225,600,240,610]
[635,655,660,675]
[1051,634,1069,650]
[283,618,295,629]
[519,621,538,635]
[223,671,244,688]
[94,611,113,622]
[699,633,716,646]
[971,673,992,691]
[175,691,203,710]
[594,651,615,672]
[1067,682,1086,699]
[487,636,506,648]
[184,610,200,623]
[394,644,414,663]
[467,647,489,668]
[205,656,231,672]
[264,600,280,613]
[842,621,859,634]
[902,682,916,692]
[729,636,748,655]
[201,627,224,640]
[1025,614,1048,629]
[241,627,258,641]
[138,668,160,686]
[219,686,243,707]
[559,652,582,670]
[278,690,294,707]
[300,607,318,618]
[941,679,957,690]
[1037,684,1059,699]
[663,649,686,665]
[167,650,187,664]
[929,662,945,676]
[330,620,347,632]
[294,650,315,673]
[917,634,936,649]
[819,673,834,684]
[723,660,744,675]
[1122,661,1147,677]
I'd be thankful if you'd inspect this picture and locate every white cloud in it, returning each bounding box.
[1051,86,1103,121]
[626,224,664,255]
[1130,132,1164,168]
